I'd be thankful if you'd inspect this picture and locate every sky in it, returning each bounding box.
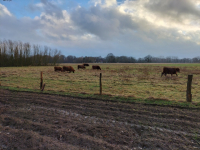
[1,0,200,58]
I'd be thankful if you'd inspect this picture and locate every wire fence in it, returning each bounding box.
[0,64,199,102]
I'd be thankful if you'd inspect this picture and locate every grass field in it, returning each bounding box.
[1,63,200,103]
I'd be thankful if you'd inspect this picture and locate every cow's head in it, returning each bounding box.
[176,68,180,72]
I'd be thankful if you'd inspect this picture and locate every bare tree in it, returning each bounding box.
[18,41,23,66]
[106,53,116,63]
[144,55,153,63]
[2,40,8,66]
[53,49,61,65]
[43,46,49,65]
[23,42,31,66]
[14,41,19,66]
[8,40,14,66]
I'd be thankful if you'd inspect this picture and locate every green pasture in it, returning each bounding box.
[1,63,200,104]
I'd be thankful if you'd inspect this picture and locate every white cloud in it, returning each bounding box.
[90,0,117,7]
[0,3,12,16]
[35,2,44,8]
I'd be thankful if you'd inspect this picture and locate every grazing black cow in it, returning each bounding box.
[161,67,180,77]
[78,65,86,69]
[92,65,101,70]
[54,66,63,72]
[63,66,75,73]
[83,63,89,66]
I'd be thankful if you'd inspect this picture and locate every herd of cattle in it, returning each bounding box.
[54,63,101,73]
[54,64,180,77]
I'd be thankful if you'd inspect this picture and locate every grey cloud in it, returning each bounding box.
[103,28,199,58]
[28,0,64,19]
[40,15,55,25]
[71,6,138,40]
[0,14,44,45]
[28,3,41,12]
[145,0,200,21]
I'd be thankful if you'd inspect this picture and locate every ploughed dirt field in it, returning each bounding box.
[0,89,200,150]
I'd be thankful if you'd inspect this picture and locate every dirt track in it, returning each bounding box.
[0,89,200,150]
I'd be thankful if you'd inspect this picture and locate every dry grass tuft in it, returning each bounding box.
[147,96,170,101]
[162,76,171,81]
[127,94,135,98]
[136,67,151,81]
[191,70,200,75]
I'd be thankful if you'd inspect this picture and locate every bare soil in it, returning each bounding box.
[0,89,200,150]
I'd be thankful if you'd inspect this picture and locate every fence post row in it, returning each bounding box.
[100,73,102,95]
[186,74,193,102]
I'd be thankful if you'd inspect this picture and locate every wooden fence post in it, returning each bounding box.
[186,74,193,102]
[100,73,102,95]
[40,72,43,90]
[41,83,45,91]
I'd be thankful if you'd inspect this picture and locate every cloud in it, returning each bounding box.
[145,0,200,21]
[71,5,138,40]
[28,0,64,19]
[1,0,200,58]
[0,3,12,16]
[0,16,44,45]
[90,0,117,7]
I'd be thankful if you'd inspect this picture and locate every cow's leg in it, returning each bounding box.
[165,73,166,76]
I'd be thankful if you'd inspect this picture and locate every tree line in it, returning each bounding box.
[0,40,61,67]
[59,53,200,63]
[1,39,200,67]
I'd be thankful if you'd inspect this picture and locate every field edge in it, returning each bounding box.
[0,86,200,109]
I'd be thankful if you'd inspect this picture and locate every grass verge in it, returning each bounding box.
[1,86,200,109]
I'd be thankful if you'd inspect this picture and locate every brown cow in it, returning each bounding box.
[161,67,180,77]
[78,65,86,69]
[92,65,101,70]
[63,66,75,73]
[54,66,63,72]
[83,63,89,66]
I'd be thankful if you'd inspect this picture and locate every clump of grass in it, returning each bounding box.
[191,70,200,75]
[136,67,151,81]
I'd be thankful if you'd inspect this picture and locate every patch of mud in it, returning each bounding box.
[0,89,200,150]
